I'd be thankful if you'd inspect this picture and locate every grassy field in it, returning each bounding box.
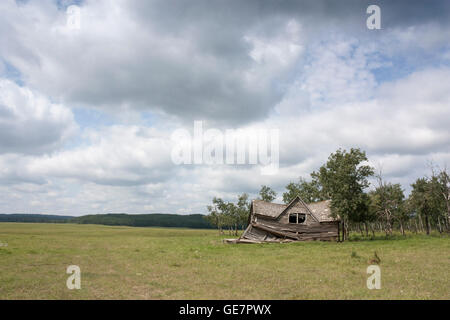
[0,223,449,299]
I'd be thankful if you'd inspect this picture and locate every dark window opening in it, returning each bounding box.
[289,213,306,224]
[298,214,306,224]
[289,214,297,223]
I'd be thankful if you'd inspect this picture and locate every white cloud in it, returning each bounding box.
[0,0,303,124]
[25,125,174,186]
[0,0,449,214]
[0,78,76,155]
[1,63,449,214]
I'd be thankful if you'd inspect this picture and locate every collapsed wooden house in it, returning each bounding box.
[226,195,340,243]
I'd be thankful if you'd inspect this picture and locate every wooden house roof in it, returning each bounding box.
[251,200,285,218]
[307,200,334,222]
[251,196,337,222]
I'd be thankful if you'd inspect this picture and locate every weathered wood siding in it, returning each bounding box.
[277,201,315,226]
[251,210,338,241]
[252,220,338,241]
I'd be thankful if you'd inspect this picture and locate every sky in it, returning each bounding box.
[0,0,449,215]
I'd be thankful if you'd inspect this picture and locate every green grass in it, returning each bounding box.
[0,223,449,299]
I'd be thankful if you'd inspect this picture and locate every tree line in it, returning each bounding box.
[71,213,214,229]
[0,213,215,229]
[205,148,450,239]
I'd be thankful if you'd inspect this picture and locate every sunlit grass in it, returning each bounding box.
[0,223,449,299]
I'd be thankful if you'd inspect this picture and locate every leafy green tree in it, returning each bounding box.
[223,202,238,235]
[357,192,377,236]
[432,168,450,230]
[206,193,251,236]
[205,197,228,234]
[409,177,446,235]
[311,148,374,240]
[282,177,326,204]
[258,185,277,202]
[410,178,431,235]
[369,176,405,235]
[236,193,251,228]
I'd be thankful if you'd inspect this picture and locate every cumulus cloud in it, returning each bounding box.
[26,125,174,186]
[3,0,448,125]
[0,0,449,214]
[0,0,305,125]
[263,45,450,197]
[0,78,76,155]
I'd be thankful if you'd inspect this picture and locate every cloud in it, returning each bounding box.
[3,0,447,125]
[265,49,450,194]
[25,125,174,186]
[0,0,306,125]
[0,78,76,155]
[1,62,449,213]
[0,0,449,214]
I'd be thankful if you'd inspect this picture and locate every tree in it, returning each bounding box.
[282,177,326,204]
[259,185,277,202]
[369,174,405,235]
[428,173,447,233]
[433,167,450,230]
[409,176,446,235]
[410,178,432,235]
[236,193,251,228]
[205,197,227,234]
[311,148,374,240]
[358,192,377,236]
[205,207,220,232]
[205,193,251,236]
[223,202,239,235]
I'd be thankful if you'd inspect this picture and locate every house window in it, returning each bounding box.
[289,214,297,223]
[298,214,306,224]
[289,213,306,224]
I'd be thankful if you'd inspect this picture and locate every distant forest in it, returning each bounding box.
[0,214,73,223]
[0,213,214,229]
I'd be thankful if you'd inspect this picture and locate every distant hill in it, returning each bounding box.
[70,213,213,229]
[0,214,72,223]
[0,213,213,229]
